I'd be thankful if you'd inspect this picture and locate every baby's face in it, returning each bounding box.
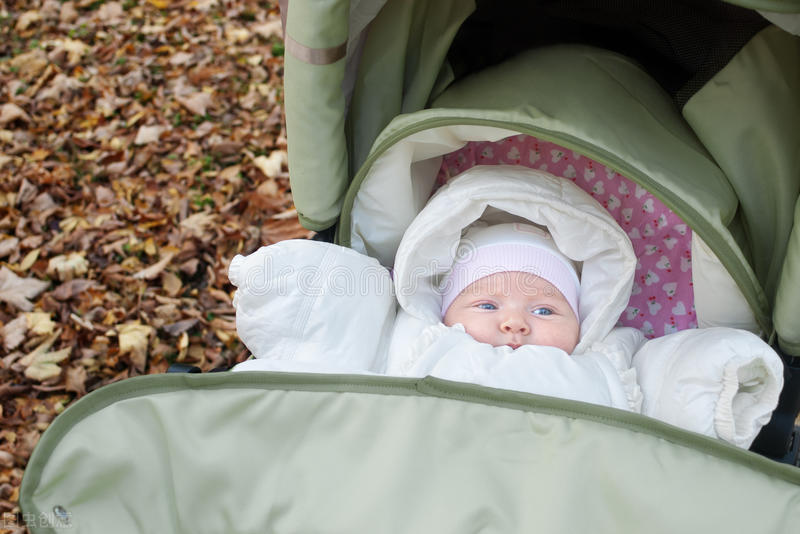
[443,271,579,353]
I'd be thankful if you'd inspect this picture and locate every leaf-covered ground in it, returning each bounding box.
[0,1,307,529]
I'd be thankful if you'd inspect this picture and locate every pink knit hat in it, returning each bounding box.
[440,223,580,318]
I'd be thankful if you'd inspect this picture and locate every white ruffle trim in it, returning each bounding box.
[590,340,643,412]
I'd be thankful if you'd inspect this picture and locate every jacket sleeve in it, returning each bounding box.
[631,328,784,448]
[229,240,396,372]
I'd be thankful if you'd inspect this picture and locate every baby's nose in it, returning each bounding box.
[501,315,530,335]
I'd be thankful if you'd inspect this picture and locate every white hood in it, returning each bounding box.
[392,165,636,353]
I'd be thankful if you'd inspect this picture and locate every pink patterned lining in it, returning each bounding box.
[436,135,697,338]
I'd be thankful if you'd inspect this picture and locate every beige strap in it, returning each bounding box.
[285,32,347,65]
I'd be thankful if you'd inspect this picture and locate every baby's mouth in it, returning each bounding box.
[507,342,521,350]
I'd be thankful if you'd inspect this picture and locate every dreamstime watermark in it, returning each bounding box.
[237,245,553,300]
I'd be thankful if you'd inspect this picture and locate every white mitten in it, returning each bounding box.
[229,240,396,373]
[632,328,783,448]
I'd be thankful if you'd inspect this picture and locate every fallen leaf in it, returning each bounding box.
[257,177,279,197]
[19,331,69,382]
[0,104,32,126]
[60,1,78,23]
[161,271,183,297]
[47,253,89,281]
[225,25,252,44]
[180,258,199,275]
[180,211,217,238]
[9,49,48,79]
[19,248,41,271]
[65,365,87,396]
[15,10,42,31]
[51,278,99,300]
[134,125,167,145]
[118,323,153,371]
[30,192,56,212]
[61,38,90,64]
[252,19,283,40]
[0,236,19,258]
[96,1,124,24]
[177,92,214,116]
[19,330,59,362]
[0,266,49,311]
[26,312,56,336]
[162,318,198,337]
[16,178,39,205]
[169,52,194,66]
[132,248,177,280]
[253,150,287,179]
[176,331,189,360]
[0,450,14,468]
[23,347,71,381]
[218,165,241,183]
[2,315,28,351]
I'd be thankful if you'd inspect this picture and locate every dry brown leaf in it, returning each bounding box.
[26,312,56,336]
[96,1,124,24]
[17,178,39,205]
[162,319,198,337]
[134,125,167,145]
[16,10,42,31]
[0,104,32,127]
[180,211,217,238]
[176,331,189,361]
[9,49,48,79]
[252,19,283,40]
[132,248,178,280]
[225,25,252,44]
[65,365,88,396]
[19,248,41,271]
[61,38,90,64]
[60,1,78,23]
[47,253,89,281]
[19,330,69,381]
[161,271,183,297]
[0,236,19,258]
[0,450,14,468]
[218,165,241,183]
[2,315,28,351]
[177,92,214,116]
[0,153,13,169]
[23,347,71,381]
[0,266,49,311]
[30,192,56,213]
[118,323,153,371]
[253,150,287,179]
[256,178,279,197]
[169,52,194,66]
[51,279,99,300]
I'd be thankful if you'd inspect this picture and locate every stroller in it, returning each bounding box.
[20,1,800,532]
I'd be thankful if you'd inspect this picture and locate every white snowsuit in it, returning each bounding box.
[230,166,783,449]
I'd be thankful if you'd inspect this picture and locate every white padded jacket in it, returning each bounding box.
[230,166,783,449]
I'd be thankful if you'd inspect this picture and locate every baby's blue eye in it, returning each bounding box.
[477,303,497,310]
[532,307,553,316]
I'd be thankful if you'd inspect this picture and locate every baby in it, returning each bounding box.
[230,166,784,448]
[440,223,580,354]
